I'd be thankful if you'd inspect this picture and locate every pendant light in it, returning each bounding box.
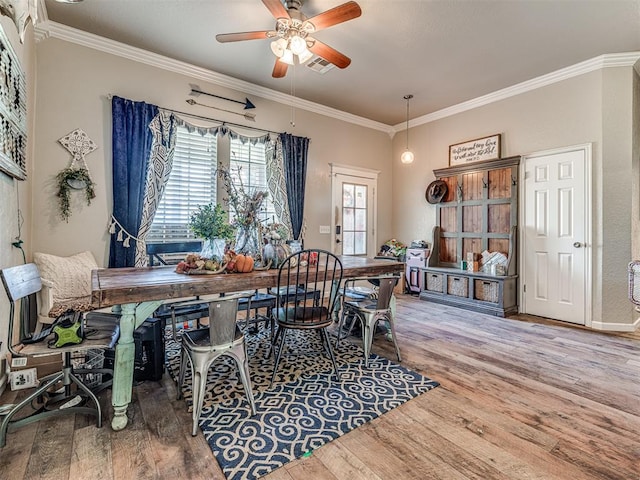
[400,94,415,164]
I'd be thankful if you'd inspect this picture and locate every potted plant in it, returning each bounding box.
[188,203,236,260]
[56,167,96,222]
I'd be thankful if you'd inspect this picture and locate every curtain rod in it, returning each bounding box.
[107,94,276,135]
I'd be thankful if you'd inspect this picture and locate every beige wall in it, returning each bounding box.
[0,17,36,380]
[392,67,639,329]
[32,38,392,266]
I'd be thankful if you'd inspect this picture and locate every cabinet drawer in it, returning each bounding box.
[447,275,469,297]
[425,272,443,292]
[474,279,500,303]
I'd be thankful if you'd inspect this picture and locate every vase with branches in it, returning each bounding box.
[217,163,268,258]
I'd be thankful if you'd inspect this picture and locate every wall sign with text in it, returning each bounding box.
[449,134,501,166]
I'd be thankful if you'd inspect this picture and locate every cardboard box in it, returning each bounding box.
[9,352,62,381]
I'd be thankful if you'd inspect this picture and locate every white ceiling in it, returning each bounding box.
[41,0,640,126]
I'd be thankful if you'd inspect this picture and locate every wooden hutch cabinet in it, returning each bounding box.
[420,156,520,316]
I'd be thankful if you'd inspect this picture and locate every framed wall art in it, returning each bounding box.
[0,24,27,180]
[449,133,501,167]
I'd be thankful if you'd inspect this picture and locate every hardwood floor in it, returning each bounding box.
[1,295,638,480]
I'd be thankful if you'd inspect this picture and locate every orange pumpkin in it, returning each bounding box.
[234,254,254,273]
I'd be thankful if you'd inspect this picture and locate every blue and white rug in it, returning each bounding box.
[165,325,439,480]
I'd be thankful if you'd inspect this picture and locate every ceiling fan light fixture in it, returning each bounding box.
[280,49,295,65]
[289,34,307,55]
[270,38,287,58]
[297,48,313,64]
[401,94,415,165]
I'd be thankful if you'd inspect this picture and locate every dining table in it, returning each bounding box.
[91,255,404,430]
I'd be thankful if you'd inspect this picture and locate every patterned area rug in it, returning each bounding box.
[165,324,439,480]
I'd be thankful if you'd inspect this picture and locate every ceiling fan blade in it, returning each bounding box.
[305,1,362,31]
[272,59,288,78]
[308,39,351,68]
[262,0,290,20]
[216,31,272,43]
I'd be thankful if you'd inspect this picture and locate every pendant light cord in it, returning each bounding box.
[404,94,413,148]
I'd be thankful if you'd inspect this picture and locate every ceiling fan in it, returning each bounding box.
[216,0,362,78]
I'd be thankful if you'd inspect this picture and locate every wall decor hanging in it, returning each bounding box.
[56,128,97,221]
[449,133,501,166]
[0,23,27,180]
[0,0,38,43]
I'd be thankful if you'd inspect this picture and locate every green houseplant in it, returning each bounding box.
[56,167,96,222]
[188,203,236,260]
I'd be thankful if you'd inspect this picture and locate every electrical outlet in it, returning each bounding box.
[319,225,331,234]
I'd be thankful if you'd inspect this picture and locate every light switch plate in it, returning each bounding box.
[319,225,331,234]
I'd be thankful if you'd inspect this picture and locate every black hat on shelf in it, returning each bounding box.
[425,180,447,204]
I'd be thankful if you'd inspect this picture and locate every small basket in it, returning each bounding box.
[447,276,468,297]
[426,273,443,292]
[475,279,499,303]
[72,349,107,390]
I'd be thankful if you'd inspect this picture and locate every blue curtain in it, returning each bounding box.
[109,96,159,267]
[280,133,309,241]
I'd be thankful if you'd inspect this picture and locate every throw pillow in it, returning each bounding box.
[33,251,98,306]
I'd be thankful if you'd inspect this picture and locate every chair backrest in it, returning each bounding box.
[147,241,203,266]
[275,249,343,326]
[1,263,42,353]
[1,263,41,303]
[207,293,252,345]
[374,275,399,310]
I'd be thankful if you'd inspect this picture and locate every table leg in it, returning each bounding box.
[110,301,162,430]
[111,303,135,430]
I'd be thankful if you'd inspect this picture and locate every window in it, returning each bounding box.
[148,130,275,244]
[148,126,217,242]
[229,138,275,225]
[342,183,368,255]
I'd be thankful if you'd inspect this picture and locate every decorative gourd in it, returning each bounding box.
[234,254,254,273]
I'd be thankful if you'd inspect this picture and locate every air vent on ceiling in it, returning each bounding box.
[306,57,336,74]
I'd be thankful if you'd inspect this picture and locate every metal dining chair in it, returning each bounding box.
[336,274,402,366]
[177,292,256,436]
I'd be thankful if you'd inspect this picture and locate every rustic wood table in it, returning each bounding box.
[91,256,404,430]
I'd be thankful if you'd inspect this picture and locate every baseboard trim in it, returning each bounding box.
[590,317,640,332]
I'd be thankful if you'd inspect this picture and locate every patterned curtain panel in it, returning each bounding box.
[265,136,293,239]
[135,110,178,266]
[109,96,158,268]
[280,133,309,241]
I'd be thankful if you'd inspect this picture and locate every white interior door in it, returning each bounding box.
[521,145,591,325]
[330,165,378,257]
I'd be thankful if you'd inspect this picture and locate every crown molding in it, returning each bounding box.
[34,21,394,135]
[394,51,640,131]
[33,20,638,137]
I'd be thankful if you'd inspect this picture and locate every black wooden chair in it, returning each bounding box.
[270,249,343,385]
[146,240,203,266]
[0,263,120,448]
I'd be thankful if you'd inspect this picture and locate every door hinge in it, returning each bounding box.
[523,284,526,293]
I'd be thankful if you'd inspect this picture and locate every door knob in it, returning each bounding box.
[573,242,583,248]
